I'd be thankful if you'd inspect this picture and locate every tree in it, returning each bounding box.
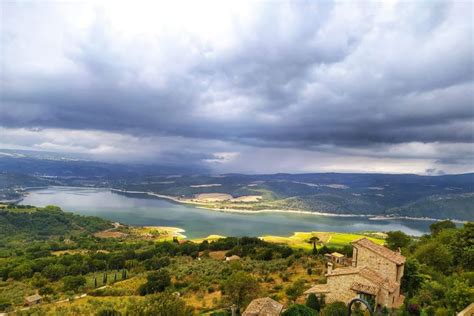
[133,292,193,316]
[306,293,321,312]
[414,242,453,272]
[321,301,346,316]
[139,270,171,295]
[430,220,456,236]
[445,280,474,312]
[452,222,474,269]
[282,304,317,316]
[42,264,66,281]
[308,235,321,255]
[401,258,425,297]
[223,271,259,310]
[62,275,86,292]
[285,279,306,302]
[386,231,411,250]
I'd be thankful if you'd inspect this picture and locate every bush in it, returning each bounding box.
[96,307,121,316]
[285,279,305,302]
[321,301,346,316]
[132,292,193,315]
[0,298,12,312]
[282,304,317,316]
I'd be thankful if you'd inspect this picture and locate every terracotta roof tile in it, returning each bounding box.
[326,267,360,277]
[304,284,331,294]
[359,267,385,286]
[243,297,284,316]
[350,282,379,295]
[359,267,400,292]
[352,238,405,264]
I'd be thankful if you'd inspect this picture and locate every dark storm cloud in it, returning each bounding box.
[0,0,473,172]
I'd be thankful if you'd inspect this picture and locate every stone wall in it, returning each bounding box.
[325,273,379,304]
[353,245,399,283]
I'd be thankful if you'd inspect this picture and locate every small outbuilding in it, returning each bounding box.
[324,252,348,265]
[24,293,42,306]
[243,297,284,316]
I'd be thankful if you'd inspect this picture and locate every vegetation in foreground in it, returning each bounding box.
[0,205,472,315]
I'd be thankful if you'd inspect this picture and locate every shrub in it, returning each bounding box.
[96,307,121,316]
[283,304,317,316]
[132,292,193,315]
[321,301,346,316]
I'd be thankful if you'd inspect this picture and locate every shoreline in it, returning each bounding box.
[111,188,467,223]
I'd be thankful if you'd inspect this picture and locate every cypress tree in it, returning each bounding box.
[306,293,321,311]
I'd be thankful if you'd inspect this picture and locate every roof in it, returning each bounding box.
[25,294,42,302]
[350,282,379,296]
[242,297,284,316]
[352,238,405,265]
[358,267,385,286]
[331,252,345,258]
[304,284,330,294]
[326,267,360,277]
[328,266,399,293]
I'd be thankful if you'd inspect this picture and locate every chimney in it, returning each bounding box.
[352,247,358,267]
[231,304,237,316]
[397,247,401,254]
[327,262,333,275]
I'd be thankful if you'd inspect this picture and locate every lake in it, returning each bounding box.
[20,187,433,238]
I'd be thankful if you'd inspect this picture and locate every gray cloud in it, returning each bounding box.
[0,0,473,174]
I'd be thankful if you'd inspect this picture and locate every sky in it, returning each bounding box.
[0,0,473,174]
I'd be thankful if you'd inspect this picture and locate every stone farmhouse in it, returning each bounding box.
[305,238,406,309]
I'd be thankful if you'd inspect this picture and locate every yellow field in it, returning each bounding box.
[260,231,385,249]
[191,231,384,250]
[191,234,226,243]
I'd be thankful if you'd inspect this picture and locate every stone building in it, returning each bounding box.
[324,251,349,265]
[305,238,405,309]
[242,297,284,316]
[24,293,42,306]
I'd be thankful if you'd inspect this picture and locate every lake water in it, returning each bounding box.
[20,187,432,238]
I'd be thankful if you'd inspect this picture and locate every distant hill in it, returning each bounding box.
[388,193,474,220]
[0,149,472,221]
[0,205,112,242]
